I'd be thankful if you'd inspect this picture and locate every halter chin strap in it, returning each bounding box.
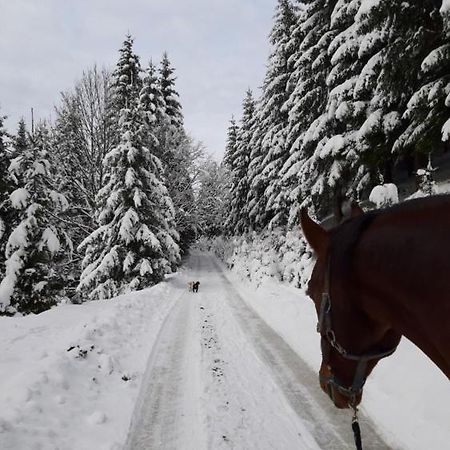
[318,255,398,401]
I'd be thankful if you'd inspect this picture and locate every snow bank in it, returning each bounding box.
[369,183,399,208]
[0,280,178,450]
[200,228,314,290]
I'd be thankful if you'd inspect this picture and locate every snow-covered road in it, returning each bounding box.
[124,252,391,450]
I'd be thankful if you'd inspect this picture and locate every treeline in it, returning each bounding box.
[0,35,200,314]
[223,0,450,234]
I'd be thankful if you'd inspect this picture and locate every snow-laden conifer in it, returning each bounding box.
[0,124,68,314]
[246,106,268,231]
[257,0,298,229]
[197,159,228,236]
[281,0,337,220]
[226,90,255,234]
[396,3,448,155]
[77,37,180,301]
[223,117,239,233]
[111,34,142,117]
[77,100,180,300]
[159,52,183,129]
[152,55,197,252]
[297,0,369,217]
[354,1,442,178]
[0,112,12,276]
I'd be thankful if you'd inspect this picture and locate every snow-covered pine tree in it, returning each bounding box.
[159,52,183,129]
[14,118,28,157]
[0,124,68,314]
[152,55,197,252]
[396,2,447,159]
[111,34,142,120]
[1,119,28,273]
[223,116,239,169]
[354,1,442,181]
[281,0,338,220]
[299,0,369,219]
[226,90,255,234]
[258,0,298,229]
[140,60,166,158]
[77,37,180,301]
[246,103,268,231]
[0,111,12,277]
[197,159,228,236]
[223,117,239,234]
[162,131,197,254]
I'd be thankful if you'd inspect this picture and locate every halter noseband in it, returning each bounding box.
[318,254,398,404]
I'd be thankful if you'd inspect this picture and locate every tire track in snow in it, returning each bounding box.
[195,255,321,450]
[123,282,205,450]
[199,253,395,450]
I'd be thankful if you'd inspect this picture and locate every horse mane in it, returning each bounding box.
[329,194,450,279]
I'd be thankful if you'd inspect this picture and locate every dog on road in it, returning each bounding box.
[188,281,200,293]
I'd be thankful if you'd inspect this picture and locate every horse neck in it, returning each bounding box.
[352,245,450,379]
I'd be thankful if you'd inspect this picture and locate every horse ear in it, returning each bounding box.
[300,208,329,255]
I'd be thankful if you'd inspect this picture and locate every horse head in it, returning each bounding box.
[300,206,399,410]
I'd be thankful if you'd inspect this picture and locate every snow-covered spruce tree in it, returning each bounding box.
[197,159,228,237]
[0,124,68,314]
[223,116,239,169]
[162,131,197,254]
[77,38,180,301]
[77,100,181,300]
[246,104,268,232]
[223,117,239,234]
[226,90,255,235]
[154,55,197,252]
[140,60,166,158]
[1,119,29,274]
[111,34,142,122]
[159,52,183,128]
[354,1,442,181]
[258,0,298,229]
[297,0,370,219]
[281,0,338,220]
[396,2,447,159]
[0,112,13,277]
[13,118,28,158]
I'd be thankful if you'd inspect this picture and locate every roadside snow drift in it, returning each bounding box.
[0,280,178,450]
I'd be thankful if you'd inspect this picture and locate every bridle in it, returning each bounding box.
[317,253,398,406]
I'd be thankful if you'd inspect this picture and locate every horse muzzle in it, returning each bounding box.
[319,365,362,409]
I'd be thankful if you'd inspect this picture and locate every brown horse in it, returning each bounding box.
[300,195,450,410]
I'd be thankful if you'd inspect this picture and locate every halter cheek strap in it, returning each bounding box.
[318,254,398,400]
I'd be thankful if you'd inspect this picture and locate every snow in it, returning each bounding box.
[0,282,177,450]
[356,0,382,20]
[0,252,448,449]
[49,190,69,211]
[369,183,399,207]
[319,134,344,159]
[442,117,450,141]
[40,227,61,254]
[441,0,450,13]
[9,188,29,209]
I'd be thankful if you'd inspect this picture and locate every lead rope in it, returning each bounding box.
[351,404,363,450]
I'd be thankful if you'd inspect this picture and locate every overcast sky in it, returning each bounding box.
[0,0,276,159]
